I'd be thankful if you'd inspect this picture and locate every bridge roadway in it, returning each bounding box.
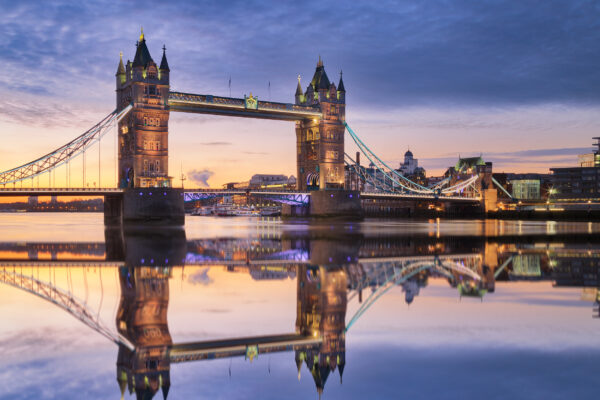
[0,187,481,204]
[169,333,322,363]
[0,253,481,268]
[168,91,322,121]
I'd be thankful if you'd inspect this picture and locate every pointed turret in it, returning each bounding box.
[310,56,330,91]
[162,384,170,399]
[116,52,126,86]
[118,374,127,400]
[133,28,153,68]
[337,70,345,92]
[296,75,303,96]
[159,45,170,71]
[116,52,126,76]
[295,75,304,104]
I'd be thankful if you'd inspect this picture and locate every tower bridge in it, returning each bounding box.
[0,30,497,224]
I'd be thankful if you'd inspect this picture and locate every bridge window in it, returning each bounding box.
[326,150,339,160]
[307,130,313,141]
[143,160,148,173]
[143,116,160,127]
[143,140,161,150]
[155,160,160,172]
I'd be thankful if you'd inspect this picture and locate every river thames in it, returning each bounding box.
[1,214,600,399]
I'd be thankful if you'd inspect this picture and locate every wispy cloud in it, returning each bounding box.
[200,141,232,146]
[418,146,592,172]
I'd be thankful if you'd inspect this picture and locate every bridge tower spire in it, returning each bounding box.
[116,31,171,189]
[295,57,346,191]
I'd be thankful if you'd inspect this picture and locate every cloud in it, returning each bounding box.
[413,146,593,172]
[188,267,213,286]
[1,0,599,110]
[0,93,98,127]
[200,141,232,146]
[187,169,215,187]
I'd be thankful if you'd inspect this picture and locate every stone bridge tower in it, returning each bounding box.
[295,58,346,191]
[116,265,172,399]
[295,265,347,397]
[116,30,171,188]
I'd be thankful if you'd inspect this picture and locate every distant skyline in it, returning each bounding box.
[1,0,599,188]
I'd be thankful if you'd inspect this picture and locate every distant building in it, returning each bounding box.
[550,137,600,201]
[511,179,540,200]
[397,149,426,184]
[578,153,595,167]
[493,173,552,200]
[249,174,295,188]
[550,166,600,200]
[578,138,600,167]
[28,196,38,205]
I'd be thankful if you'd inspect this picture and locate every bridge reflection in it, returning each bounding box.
[1,229,600,399]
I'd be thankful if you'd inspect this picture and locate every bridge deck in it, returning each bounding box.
[169,333,321,363]
[360,191,481,203]
[0,188,123,197]
[169,91,322,121]
[0,187,480,204]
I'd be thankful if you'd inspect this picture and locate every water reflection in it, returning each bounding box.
[1,225,600,399]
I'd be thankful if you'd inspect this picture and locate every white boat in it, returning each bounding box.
[191,207,213,216]
[233,208,260,217]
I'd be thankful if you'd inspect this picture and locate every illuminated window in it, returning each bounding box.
[143,160,148,173]
[155,160,160,172]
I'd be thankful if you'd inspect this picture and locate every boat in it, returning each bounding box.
[191,206,213,216]
[233,209,260,217]
[259,207,281,217]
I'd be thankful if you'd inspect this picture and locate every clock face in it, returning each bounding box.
[245,95,258,110]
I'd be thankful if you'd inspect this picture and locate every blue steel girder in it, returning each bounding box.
[184,190,310,206]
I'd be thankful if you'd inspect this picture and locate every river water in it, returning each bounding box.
[1,214,600,399]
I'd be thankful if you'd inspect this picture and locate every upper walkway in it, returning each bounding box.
[169,91,322,121]
[169,333,321,363]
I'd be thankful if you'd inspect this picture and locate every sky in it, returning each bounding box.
[1,0,600,188]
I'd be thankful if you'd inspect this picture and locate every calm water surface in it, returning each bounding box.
[1,214,600,399]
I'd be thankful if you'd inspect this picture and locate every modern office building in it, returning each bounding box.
[550,137,600,201]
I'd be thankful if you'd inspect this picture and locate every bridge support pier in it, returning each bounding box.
[283,190,362,218]
[122,188,185,226]
[104,194,123,226]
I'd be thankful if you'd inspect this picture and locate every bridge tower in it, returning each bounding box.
[295,58,346,191]
[116,30,171,189]
[116,265,172,399]
[295,265,347,396]
[113,30,184,225]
